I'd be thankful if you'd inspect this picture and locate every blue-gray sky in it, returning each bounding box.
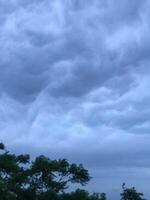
[1,0,150,199]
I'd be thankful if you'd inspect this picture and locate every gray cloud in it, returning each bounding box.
[1,0,150,199]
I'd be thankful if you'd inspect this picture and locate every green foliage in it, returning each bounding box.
[61,189,106,200]
[0,178,17,200]
[0,143,5,150]
[0,143,91,200]
[121,183,146,200]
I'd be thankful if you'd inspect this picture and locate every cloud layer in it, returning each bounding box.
[1,0,150,198]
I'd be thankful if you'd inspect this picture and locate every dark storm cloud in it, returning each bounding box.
[0,0,147,102]
[1,0,150,198]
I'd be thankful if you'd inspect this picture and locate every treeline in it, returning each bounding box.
[0,143,146,200]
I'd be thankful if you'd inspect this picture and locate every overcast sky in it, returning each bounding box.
[1,0,150,199]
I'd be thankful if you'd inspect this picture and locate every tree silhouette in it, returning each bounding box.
[0,143,91,200]
[1,143,147,200]
[121,183,146,200]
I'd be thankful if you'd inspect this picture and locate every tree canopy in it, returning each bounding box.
[121,183,146,200]
[0,143,92,200]
[0,143,146,200]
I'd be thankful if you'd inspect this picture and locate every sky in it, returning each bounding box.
[1,0,150,199]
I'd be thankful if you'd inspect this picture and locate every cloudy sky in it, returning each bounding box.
[1,0,150,199]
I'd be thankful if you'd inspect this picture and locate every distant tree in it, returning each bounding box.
[61,189,89,200]
[61,189,106,200]
[90,192,106,200]
[0,143,5,150]
[121,183,146,200]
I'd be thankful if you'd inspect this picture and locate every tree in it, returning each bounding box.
[90,192,106,200]
[0,178,17,200]
[0,143,90,200]
[0,143,5,150]
[61,189,106,200]
[121,183,146,200]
